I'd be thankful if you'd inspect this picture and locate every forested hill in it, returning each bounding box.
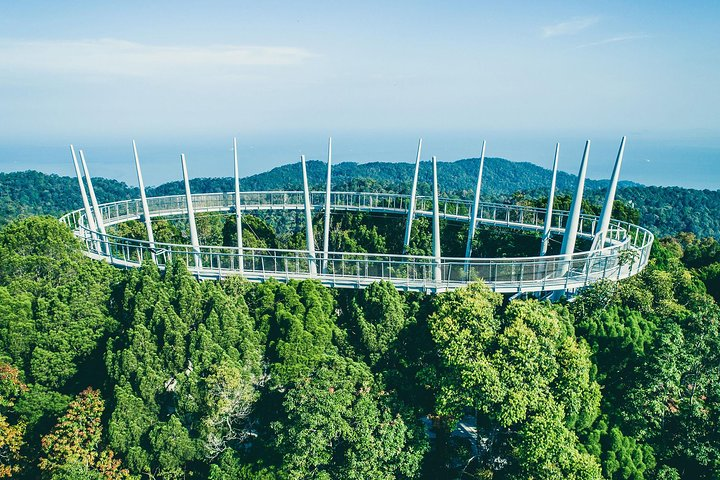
[618,186,720,239]
[147,157,633,196]
[0,171,137,222]
[2,158,720,238]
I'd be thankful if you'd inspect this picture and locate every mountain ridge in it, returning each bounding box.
[1,156,718,237]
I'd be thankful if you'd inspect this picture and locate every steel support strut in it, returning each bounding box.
[233,137,244,274]
[432,156,442,283]
[403,138,423,253]
[553,140,590,300]
[70,145,99,251]
[301,155,317,275]
[465,140,486,258]
[322,137,332,273]
[593,136,626,249]
[560,140,591,258]
[133,141,156,261]
[181,154,202,268]
[540,143,560,256]
[79,149,109,255]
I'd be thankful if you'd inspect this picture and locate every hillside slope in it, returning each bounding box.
[1,158,718,238]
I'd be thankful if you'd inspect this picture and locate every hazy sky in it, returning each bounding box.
[0,1,718,188]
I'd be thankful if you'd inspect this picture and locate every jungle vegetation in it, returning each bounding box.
[0,201,719,479]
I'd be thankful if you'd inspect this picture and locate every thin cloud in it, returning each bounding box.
[542,16,600,38]
[0,38,315,77]
[575,34,650,49]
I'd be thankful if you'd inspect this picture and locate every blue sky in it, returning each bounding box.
[0,1,718,188]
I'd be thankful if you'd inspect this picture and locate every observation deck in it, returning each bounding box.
[60,190,653,294]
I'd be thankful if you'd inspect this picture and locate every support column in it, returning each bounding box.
[79,149,109,256]
[301,155,317,275]
[593,136,626,249]
[70,145,99,250]
[322,137,332,273]
[181,154,202,268]
[551,140,591,300]
[432,156,442,283]
[465,140,487,258]
[560,140,591,259]
[133,141,156,262]
[233,137,244,274]
[540,143,560,256]
[402,138,423,253]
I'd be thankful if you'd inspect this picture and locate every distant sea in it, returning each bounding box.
[0,132,718,190]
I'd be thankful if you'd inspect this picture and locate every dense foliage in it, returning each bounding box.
[0,211,719,479]
[1,155,720,478]
[0,171,135,224]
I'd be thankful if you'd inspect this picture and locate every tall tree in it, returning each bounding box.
[272,356,426,479]
[39,388,130,479]
[428,282,602,478]
[0,363,26,478]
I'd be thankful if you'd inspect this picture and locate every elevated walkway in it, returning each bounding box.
[60,190,653,294]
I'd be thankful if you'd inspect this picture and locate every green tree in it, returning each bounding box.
[0,363,26,478]
[39,388,130,479]
[428,283,601,478]
[272,356,426,479]
[347,281,410,367]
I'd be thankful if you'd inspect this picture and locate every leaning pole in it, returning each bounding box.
[540,143,560,256]
[432,156,442,283]
[593,136,627,249]
[465,140,486,258]
[78,149,109,256]
[132,141,156,262]
[552,141,590,300]
[322,138,332,273]
[560,140,591,260]
[301,154,318,275]
[233,137,244,274]
[69,145,99,251]
[403,138,423,253]
[180,154,202,269]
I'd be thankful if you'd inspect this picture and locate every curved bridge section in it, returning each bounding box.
[60,191,653,294]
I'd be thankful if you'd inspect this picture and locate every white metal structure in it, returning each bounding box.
[431,156,442,281]
[593,136,627,249]
[233,137,244,274]
[300,154,317,275]
[465,140,486,258]
[62,138,652,294]
[60,191,652,294]
[322,138,332,273]
[540,143,560,256]
[403,138,423,253]
[132,141,156,262]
